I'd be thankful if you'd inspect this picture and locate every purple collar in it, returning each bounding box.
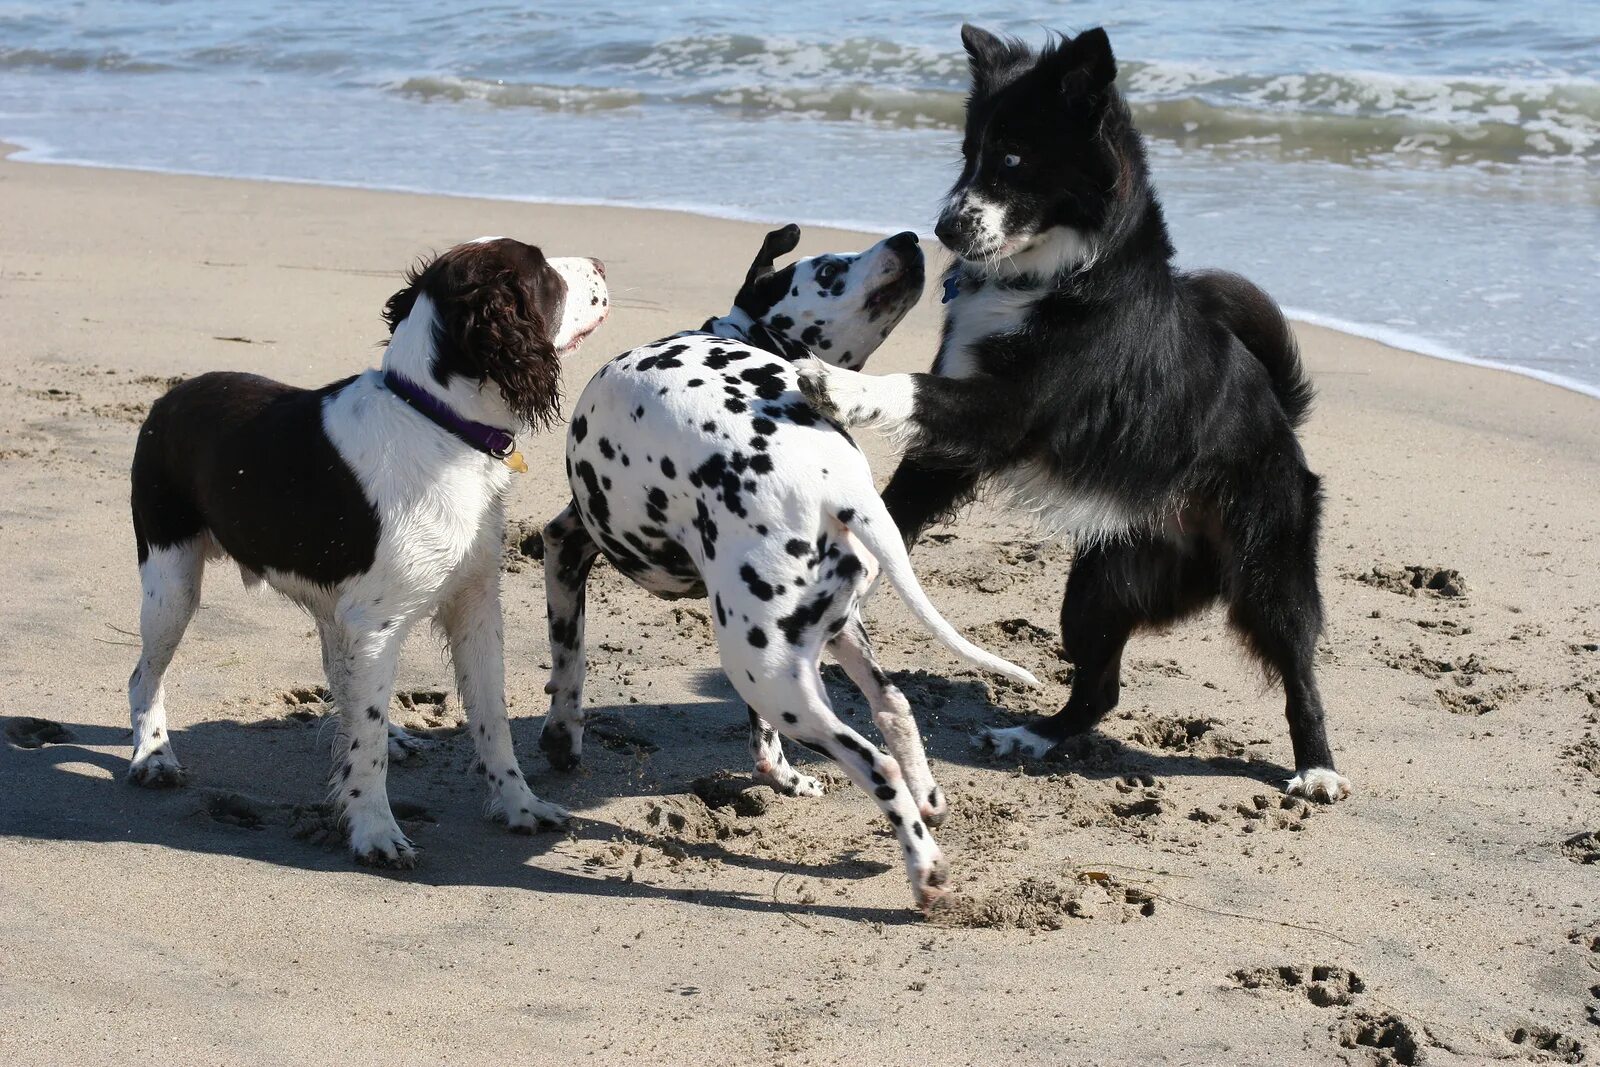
[382,370,516,459]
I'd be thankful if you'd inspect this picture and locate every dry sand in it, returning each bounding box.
[1,146,1596,1065]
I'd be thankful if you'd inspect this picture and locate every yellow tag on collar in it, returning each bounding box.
[503,450,528,474]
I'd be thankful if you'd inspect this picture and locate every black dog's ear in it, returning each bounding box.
[961,24,1010,75]
[744,224,802,289]
[1058,27,1117,95]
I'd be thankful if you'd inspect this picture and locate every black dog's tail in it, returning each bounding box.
[1185,270,1314,427]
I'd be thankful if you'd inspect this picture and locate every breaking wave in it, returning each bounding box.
[381,37,1600,167]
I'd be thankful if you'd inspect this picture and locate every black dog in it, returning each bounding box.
[799,25,1349,802]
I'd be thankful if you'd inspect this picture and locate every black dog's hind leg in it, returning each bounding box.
[1052,546,1138,733]
[1223,470,1350,801]
[981,534,1221,757]
[540,500,600,771]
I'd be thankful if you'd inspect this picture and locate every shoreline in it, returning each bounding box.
[7,136,1596,405]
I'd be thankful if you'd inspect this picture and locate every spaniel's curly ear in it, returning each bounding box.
[382,261,427,335]
[445,269,563,431]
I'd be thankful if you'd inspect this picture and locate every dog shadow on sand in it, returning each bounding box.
[1,673,1290,923]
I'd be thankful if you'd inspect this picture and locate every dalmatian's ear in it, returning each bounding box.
[745,321,813,362]
[744,224,802,288]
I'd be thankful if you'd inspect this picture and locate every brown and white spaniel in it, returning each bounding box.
[126,237,608,866]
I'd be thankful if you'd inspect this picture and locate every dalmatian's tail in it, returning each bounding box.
[835,496,1042,689]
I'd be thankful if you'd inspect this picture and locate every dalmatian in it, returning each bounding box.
[538,225,1040,909]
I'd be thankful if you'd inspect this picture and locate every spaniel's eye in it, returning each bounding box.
[1003,153,1022,168]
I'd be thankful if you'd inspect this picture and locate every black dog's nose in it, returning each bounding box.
[933,215,960,249]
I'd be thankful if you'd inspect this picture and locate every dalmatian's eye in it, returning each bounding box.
[816,263,840,286]
[1003,153,1022,168]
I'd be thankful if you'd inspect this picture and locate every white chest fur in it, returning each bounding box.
[934,283,1043,380]
[935,284,1144,545]
[323,373,510,590]
[988,459,1143,545]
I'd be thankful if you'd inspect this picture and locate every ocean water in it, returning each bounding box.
[2,1,1597,395]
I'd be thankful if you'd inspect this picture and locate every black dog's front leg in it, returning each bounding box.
[796,361,1028,460]
[881,459,981,549]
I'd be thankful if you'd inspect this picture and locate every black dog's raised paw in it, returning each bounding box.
[794,360,837,415]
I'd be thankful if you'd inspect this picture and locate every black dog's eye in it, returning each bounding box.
[1002,153,1022,168]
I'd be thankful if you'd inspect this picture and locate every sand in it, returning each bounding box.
[1,145,1596,1066]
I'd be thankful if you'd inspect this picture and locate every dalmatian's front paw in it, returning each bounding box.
[498,783,571,834]
[919,783,948,828]
[538,717,583,772]
[1285,767,1351,804]
[755,762,825,798]
[386,724,430,763]
[348,815,417,869]
[128,747,186,788]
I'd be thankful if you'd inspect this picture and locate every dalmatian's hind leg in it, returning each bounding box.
[540,500,599,771]
[828,616,946,827]
[720,623,947,910]
[787,666,946,909]
[746,706,823,797]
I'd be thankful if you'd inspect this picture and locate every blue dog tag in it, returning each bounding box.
[942,275,960,304]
